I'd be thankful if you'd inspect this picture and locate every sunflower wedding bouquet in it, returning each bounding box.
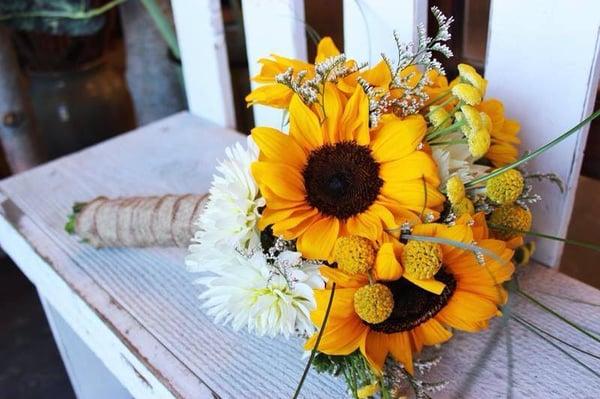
[66,7,600,398]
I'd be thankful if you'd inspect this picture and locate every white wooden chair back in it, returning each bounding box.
[170,0,600,267]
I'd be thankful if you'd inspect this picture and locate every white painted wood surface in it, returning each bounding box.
[241,0,308,129]
[1,112,599,397]
[171,0,235,128]
[484,0,600,267]
[343,0,428,65]
[40,296,132,399]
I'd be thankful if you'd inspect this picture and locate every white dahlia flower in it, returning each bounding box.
[186,137,265,272]
[196,250,324,338]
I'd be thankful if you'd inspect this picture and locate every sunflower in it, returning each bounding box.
[245,37,341,108]
[476,99,521,167]
[306,213,515,373]
[251,85,445,261]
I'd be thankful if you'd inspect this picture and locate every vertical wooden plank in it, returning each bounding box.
[485,0,600,267]
[241,0,308,129]
[39,296,132,399]
[343,0,428,65]
[171,0,235,128]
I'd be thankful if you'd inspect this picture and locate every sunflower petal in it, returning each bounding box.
[315,37,341,63]
[251,127,307,168]
[360,331,390,373]
[252,162,305,201]
[370,115,426,162]
[374,243,403,281]
[404,274,446,295]
[340,86,370,145]
[289,94,323,151]
[297,217,340,260]
[388,332,414,374]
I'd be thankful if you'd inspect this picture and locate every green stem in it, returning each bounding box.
[488,224,600,252]
[0,0,128,20]
[426,120,466,141]
[465,109,600,188]
[292,283,337,399]
[517,289,600,345]
[426,97,453,115]
[139,0,180,60]
[426,89,451,105]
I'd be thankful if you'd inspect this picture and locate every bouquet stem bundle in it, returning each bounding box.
[66,194,207,248]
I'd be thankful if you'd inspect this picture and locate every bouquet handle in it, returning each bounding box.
[67,194,208,248]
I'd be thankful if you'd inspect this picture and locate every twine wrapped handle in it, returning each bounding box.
[66,194,208,248]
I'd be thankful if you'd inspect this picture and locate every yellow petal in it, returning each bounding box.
[388,332,414,374]
[289,94,323,151]
[297,217,340,260]
[252,162,305,201]
[245,84,293,108]
[374,243,403,281]
[404,274,446,295]
[379,151,441,186]
[340,86,370,145]
[370,115,426,163]
[322,83,344,143]
[315,37,341,63]
[251,127,307,168]
[306,315,368,355]
[320,266,369,288]
[360,331,390,373]
[416,319,452,346]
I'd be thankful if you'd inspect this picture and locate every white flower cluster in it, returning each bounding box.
[186,137,323,338]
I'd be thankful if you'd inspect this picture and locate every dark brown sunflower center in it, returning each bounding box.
[302,141,383,219]
[368,268,457,333]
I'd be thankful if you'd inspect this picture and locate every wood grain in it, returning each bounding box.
[1,112,599,398]
[485,0,600,267]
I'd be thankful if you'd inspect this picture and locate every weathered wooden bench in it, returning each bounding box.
[0,1,599,398]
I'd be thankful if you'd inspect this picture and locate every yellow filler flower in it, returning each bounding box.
[251,86,444,260]
[306,215,514,374]
[477,99,522,167]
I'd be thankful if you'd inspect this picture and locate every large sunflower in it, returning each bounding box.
[306,213,515,373]
[251,86,445,260]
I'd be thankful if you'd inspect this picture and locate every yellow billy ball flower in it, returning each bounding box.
[489,204,532,240]
[353,283,394,324]
[485,169,525,205]
[429,105,451,128]
[457,63,488,96]
[334,236,376,275]
[401,240,443,280]
[468,128,491,158]
[451,83,482,105]
[460,105,482,137]
[452,197,475,217]
[446,175,466,204]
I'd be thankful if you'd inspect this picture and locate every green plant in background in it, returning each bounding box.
[0,0,179,59]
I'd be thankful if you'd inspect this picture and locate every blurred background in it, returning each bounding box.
[0,0,598,397]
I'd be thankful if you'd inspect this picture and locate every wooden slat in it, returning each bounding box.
[343,0,428,65]
[241,0,308,129]
[39,296,132,399]
[1,112,599,397]
[484,0,600,267]
[171,0,235,128]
